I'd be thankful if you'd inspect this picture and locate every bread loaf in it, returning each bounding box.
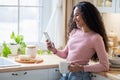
[18,55,30,61]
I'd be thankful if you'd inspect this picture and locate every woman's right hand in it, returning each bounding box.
[46,40,57,54]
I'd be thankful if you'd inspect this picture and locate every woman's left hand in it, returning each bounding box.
[68,63,84,72]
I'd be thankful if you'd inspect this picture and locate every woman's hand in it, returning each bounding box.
[46,40,57,54]
[68,63,84,72]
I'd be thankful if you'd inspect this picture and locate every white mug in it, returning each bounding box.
[59,61,69,74]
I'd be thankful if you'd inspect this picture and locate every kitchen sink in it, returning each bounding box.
[0,57,20,67]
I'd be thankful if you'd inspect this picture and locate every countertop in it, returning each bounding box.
[0,55,65,73]
[0,55,120,80]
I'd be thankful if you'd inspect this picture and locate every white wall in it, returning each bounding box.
[102,13,120,40]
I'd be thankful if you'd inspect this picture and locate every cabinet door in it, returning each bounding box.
[0,69,49,80]
[22,69,49,80]
[91,73,110,80]
[48,68,61,80]
[0,71,28,80]
[93,0,116,13]
[0,72,18,80]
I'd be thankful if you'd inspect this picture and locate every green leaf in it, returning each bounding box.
[2,42,12,57]
[47,50,51,55]
[10,32,15,39]
[38,49,43,55]
[10,32,26,54]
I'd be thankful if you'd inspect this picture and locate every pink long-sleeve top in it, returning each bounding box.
[56,29,109,72]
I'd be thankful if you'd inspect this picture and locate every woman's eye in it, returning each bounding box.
[74,14,79,17]
[76,14,79,16]
[76,14,80,16]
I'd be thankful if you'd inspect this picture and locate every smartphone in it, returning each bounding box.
[43,32,51,42]
[43,32,54,47]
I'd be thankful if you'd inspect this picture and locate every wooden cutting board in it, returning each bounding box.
[15,57,43,63]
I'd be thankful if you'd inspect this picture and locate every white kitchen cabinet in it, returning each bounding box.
[91,73,110,80]
[93,0,120,13]
[0,69,49,80]
[48,68,61,80]
[0,68,61,80]
[78,0,94,3]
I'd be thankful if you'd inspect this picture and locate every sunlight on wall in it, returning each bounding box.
[102,13,120,40]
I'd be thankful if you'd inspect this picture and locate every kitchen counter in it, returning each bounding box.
[0,55,120,80]
[0,55,65,73]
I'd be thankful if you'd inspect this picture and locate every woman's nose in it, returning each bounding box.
[73,17,76,22]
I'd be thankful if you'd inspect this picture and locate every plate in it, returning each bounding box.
[109,57,120,65]
[110,63,120,68]
[15,57,43,63]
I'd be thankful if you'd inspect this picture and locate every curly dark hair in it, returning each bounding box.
[68,1,109,61]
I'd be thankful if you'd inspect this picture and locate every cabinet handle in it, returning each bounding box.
[24,72,27,75]
[12,72,27,76]
[12,73,18,76]
[90,74,96,77]
[55,69,59,72]
[93,75,96,77]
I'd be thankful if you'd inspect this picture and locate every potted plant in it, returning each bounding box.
[1,41,12,57]
[10,32,26,54]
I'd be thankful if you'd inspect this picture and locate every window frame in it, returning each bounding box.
[0,0,52,45]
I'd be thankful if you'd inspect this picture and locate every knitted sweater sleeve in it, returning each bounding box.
[84,34,109,72]
[55,45,68,59]
[55,29,76,59]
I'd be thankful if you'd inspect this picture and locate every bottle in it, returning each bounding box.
[108,30,118,57]
[116,41,120,57]
[26,45,37,58]
[108,30,118,48]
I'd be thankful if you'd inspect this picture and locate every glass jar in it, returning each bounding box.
[26,45,37,58]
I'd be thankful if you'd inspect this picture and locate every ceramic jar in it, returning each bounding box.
[26,45,37,58]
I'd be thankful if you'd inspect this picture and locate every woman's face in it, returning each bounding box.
[73,7,85,28]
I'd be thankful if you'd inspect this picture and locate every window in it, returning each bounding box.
[0,0,56,45]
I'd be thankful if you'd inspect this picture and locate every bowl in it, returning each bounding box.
[109,57,120,65]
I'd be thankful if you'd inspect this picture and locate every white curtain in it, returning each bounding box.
[41,0,64,48]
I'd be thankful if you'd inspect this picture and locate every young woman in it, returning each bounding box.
[46,1,109,80]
